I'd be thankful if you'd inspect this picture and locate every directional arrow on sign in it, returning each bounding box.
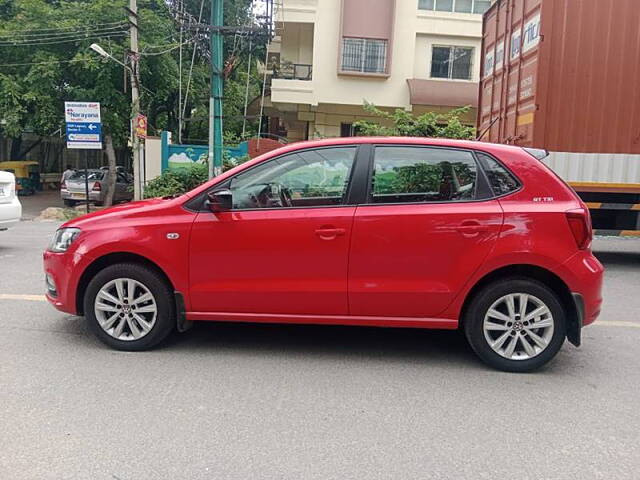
[88,124,97,131]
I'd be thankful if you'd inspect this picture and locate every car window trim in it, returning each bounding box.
[363,144,490,206]
[184,144,365,213]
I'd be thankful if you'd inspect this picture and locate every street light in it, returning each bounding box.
[89,43,130,71]
[89,42,142,201]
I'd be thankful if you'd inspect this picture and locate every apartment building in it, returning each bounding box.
[262,0,493,141]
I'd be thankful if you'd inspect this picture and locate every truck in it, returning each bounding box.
[477,0,640,236]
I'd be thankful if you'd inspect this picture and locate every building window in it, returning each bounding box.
[340,123,361,137]
[341,38,388,74]
[418,0,491,14]
[431,46,474,80]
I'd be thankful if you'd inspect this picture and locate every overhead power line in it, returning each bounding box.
[0,31,129,47]
[0,20,128,35]
[0,58,84,68]
[0,23,129,40]
[139,39,194,56]
[0,26,129,43]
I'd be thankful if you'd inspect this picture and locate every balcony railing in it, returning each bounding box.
[273,63,313,81]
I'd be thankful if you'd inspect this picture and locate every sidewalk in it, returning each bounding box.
[19,190,63,220]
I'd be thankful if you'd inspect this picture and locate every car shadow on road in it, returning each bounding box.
[169,321,485,371]
[58,314,578,373]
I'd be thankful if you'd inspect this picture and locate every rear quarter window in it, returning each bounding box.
[475,152,520,196]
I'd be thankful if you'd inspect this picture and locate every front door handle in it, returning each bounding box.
[315,227,346,240]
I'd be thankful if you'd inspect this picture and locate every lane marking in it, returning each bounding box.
[592,321,640,329]
[0,293,47,302]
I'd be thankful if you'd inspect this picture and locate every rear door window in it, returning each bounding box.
[370,146,479,204]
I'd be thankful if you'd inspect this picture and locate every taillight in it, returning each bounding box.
[92,182,101,192]
[566,208,592,250]
[60,181,66,190]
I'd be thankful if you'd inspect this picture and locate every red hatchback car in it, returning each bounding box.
[43,138,603,372]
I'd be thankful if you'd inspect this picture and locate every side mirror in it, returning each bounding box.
[206,189,232,212]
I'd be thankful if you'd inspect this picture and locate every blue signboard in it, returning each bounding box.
[65,122,102,135]
[64,102,102,150]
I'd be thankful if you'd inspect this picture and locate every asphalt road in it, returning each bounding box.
[1,220,639,480]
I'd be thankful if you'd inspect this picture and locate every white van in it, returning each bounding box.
[0,171,22,230]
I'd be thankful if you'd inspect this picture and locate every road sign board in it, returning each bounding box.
[64,102,102,150]
[66,122,102,134]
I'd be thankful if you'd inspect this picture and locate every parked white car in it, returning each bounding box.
[0,171,22,231]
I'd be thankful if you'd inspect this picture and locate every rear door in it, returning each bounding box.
[348,145,504,318]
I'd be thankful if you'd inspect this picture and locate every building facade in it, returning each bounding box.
[264,0,493,141]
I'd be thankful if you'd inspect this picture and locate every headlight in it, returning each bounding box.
[49,228,81,253]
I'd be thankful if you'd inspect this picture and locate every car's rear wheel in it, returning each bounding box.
[464,278,566,372]
[83,263,175,351]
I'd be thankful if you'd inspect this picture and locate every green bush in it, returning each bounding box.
[354,103,475,139]
[143,163,209,199]
[143,155,252,199]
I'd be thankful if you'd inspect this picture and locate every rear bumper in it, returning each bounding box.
[61,190,102,202]
[0,198,22,229]
[559,251,604,327]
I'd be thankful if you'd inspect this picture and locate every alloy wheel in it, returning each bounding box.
[94,278,157,341]
[482,293,555,361]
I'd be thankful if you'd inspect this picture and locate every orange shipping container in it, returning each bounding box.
[478,0,640,156]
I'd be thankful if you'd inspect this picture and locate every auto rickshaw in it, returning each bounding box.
[0,161,40,195]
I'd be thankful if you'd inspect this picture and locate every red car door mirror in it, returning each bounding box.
[206,189,232,213]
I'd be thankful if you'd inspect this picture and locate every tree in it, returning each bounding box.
[353,102,476,139]
[0,0,178,204]
[0,0,264,207]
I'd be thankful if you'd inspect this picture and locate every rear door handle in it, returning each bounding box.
[315,227,346,240]
[456,221,488,236]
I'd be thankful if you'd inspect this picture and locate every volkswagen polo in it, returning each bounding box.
[43,138,603,372]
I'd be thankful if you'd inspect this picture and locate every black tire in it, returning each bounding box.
[464,277,566,373]
[83,263,175,351]
[63,199,77,207]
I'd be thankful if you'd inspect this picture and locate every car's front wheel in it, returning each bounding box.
[83,263,175,351]
[464,278,566,372]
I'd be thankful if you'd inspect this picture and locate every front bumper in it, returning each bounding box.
[43,250,87,315]
[0,197,22,230]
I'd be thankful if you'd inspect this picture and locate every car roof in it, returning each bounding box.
[183,136,528,200]
[251,136,527,161]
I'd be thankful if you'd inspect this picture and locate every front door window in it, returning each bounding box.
[230,147,357,209]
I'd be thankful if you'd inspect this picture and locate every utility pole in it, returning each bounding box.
[208,0,224,179]
[178,0,184,144]
[128,0,142,200]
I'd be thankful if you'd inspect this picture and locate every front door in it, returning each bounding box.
[189,146,359,315]
[348,145,504,318]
